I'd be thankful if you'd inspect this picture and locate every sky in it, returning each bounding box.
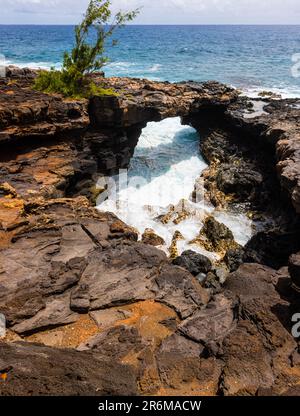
[0,0,300,25]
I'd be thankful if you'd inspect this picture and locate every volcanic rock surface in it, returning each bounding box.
[0,67,299,396]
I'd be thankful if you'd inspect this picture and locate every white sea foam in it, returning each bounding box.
[149,64,162,72]
[242,100,269,119]
[241,86,300,99]
[6,60,61,70]
[107,61,136,70]
[97,117,255,258]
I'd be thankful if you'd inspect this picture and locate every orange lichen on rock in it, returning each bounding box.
[26,315,100,349]
[118,300,179,347]
[0,197,25,231]
[0,373,8,382]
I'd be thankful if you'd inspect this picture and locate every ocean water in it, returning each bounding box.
[97,118,254,258]
[0,25,300,96]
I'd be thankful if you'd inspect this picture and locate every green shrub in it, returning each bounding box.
[34,68,118,99]
[34,1,139,98]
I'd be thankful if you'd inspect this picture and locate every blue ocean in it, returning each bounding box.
[0,25,300,96]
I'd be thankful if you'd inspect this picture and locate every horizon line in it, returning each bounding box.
[0,23,300,26]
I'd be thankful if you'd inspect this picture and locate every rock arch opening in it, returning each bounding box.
[97,117,255,260]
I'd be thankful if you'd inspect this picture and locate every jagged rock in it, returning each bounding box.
[244,229,300,269]
[203,217,234,246]
[71,243,166,311]
[89,78,237,129]
[109,219,139,241]
[0,198,144,326]
[213,265,230,284]
[220,320,275,396]
[223,263,299,395]
[70,284,91,313]
[153,265,210,319]
[200,129,238,163]
[216,164,263,200]
[225,263,281,302]
[196,216,239,255]
[5,65,37,80]
[203,272,223,293]
[1,68,300,396]
[289,252,300,290]
[11,295,79,335]
[0,341,138,396]
[224,247,245,272]
[258,91,282,99]
[172,250,212,276]
[225,97,300,215]
[78,325,145,356]
[89,309,131,329]
[156,333,222,395]
[178,294,237,345]
[168,230,184,259]
[0,81,89,142]
[0,182,18,198]
[142,228,165,246]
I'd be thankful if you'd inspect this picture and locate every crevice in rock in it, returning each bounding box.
[79,223,104,249]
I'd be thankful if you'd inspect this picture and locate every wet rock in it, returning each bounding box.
[109,220,138,241]
[258,91,282,99]
[203,217,234,246]
[216,164,263,200]
[196,216,239,255]
[168,230,184,259]
[224,247,245,272]
[142,228,165,246]
[195,272,207,284]
[225,96,300,215]
[172,250,212,276]
[200,130,238,164]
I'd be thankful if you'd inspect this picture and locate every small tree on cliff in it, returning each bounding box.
[34,0,139,97]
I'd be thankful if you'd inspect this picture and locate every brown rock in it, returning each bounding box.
[221,320,275,396]
[12,295,79,335]
[156,333,222,396]
[0,341,137,396]
[142,228,165,246]
[152,265,210,319]
[178,294,237,345]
